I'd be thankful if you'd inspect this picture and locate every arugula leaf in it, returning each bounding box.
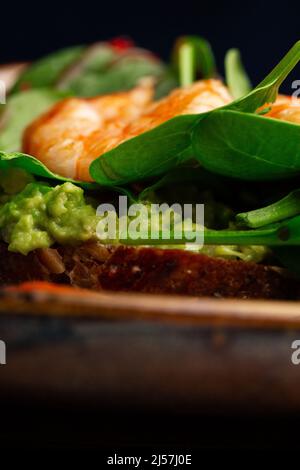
[225,48,252,99]
[12,46,84,92]
[90,115,199,186]
[191,109,300,180]
[0,88,68,152]
[0,151,98,189]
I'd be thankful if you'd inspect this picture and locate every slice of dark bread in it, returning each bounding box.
[0,241,299,299]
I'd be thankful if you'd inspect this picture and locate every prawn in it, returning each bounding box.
[264,94,300,123]
[23,79,154,180]
[23,79,232,181]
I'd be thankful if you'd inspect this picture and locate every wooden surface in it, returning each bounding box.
[1,311,300,414]
[1,284,300,414]
[1,283,300,328]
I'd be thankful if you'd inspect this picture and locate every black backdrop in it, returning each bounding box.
[1,0,300,92]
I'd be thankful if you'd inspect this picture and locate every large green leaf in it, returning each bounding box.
[90,115,199,186]
[191,109,300,180]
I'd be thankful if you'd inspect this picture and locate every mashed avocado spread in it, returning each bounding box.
[0,169,98,254]
[0,168,269,262]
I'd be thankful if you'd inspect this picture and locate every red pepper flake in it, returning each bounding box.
[109,37,134,52]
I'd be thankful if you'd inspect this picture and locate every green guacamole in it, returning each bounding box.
[0,174,98,254]
[0,168,269,263]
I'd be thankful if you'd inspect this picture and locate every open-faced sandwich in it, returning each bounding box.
[1,36,300,299]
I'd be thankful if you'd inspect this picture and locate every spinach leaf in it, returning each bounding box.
[237,189,300,228]
[12,46,84,92]
[90,41,300,186]
[0,88,68,152]
[0,151,98,189]
[13,42,175,99]
[57,43,116,92]
[60,50,168,97]
[227,40,300,112]
[191,109,300,180]
[203,215,300,245]
[117,214,300,246]
[173,36,216,80]
[191,36,217,79]
[90,115,200,186]
[225,49,252,99]
[178,42,195,87]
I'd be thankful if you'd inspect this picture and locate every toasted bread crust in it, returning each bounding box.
[61,244,300,299]
[0,242,299,299]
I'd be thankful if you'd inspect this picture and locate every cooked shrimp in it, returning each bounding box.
[265,94,300,124]
[23,80,154,180]
[23,79,232,182]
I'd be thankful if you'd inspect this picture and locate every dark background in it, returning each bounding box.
[1,0,300,93]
